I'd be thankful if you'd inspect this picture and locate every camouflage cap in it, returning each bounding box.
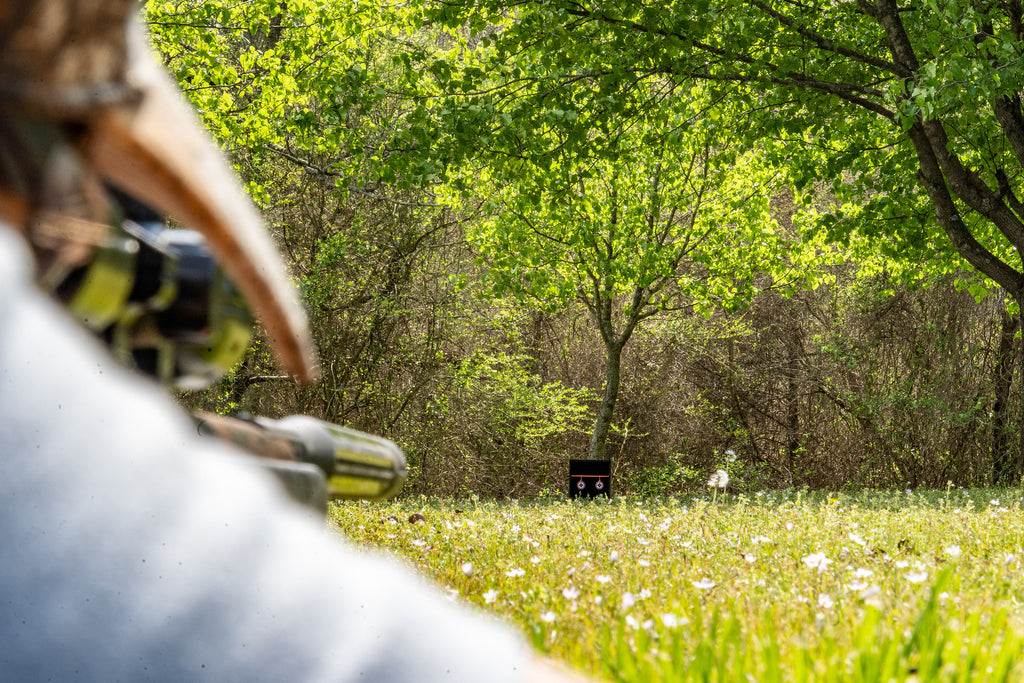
[0,0,319,384]
[0,0,138,116]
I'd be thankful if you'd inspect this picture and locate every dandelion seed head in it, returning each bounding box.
[707,469,730,489]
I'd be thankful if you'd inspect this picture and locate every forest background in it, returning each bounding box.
[146,0,1024,497]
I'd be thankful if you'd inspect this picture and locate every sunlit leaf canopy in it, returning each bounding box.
[145,0,418,202]
[414,0,1024,300]
[462,120,789,317]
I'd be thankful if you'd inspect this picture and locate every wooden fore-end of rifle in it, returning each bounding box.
[194,411,408,515]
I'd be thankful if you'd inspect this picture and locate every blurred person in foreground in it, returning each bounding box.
[0,2,592,681]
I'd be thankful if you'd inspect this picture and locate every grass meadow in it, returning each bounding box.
[330,489,1024,681]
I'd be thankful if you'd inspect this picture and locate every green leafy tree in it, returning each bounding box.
[406,0,1024,481]
[453,111,787,459]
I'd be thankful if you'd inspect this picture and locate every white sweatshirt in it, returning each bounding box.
[0,226,528,681]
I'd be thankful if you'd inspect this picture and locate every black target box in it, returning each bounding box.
[569,459,611,498]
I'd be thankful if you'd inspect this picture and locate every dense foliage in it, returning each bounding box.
[147,0,1024,493]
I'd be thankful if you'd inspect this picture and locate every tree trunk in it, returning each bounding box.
[992,307,1019,483]
[587,341,624,459]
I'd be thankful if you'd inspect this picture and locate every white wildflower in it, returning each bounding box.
[625,615,640,629]
[848,532,867,547]
[461,562,473,576]
[818,594,834,609]
[752,535,773,544]
[905,571,928,584]
[945,545,961,558]
[859,584,881,600]
[692,578,716,590]
[639,589,652,599]
[596,575,612,584]
[530,556,541,564]
[622,592,636,609]
[853,568,875,579]
[609,550,619,562]
[638,559,650,567]
[540,611,556,623]
[802,552,832,573]
[505,568,525,578]
[661,613,680,628]
[483,589,498,604]
[562,587,580,600]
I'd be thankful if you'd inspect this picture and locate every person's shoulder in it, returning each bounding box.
[0,226,32,290]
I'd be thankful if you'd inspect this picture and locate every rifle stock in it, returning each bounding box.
[195,411,407,514]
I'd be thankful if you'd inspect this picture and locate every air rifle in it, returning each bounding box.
[49,190,408,514]
[194,411,407,515]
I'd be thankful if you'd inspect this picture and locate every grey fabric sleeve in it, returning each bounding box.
[0,228,530,681]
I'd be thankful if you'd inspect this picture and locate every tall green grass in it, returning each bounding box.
[331,489,1024,681]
